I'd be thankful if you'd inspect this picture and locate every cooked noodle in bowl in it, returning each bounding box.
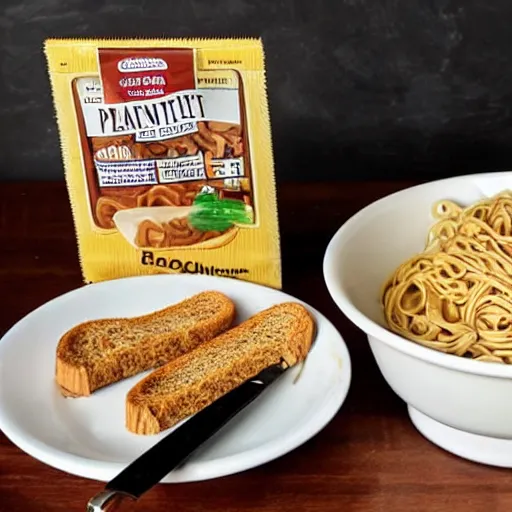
[323,172,512,468]
[382,192,512,364]
[113,206,238,251]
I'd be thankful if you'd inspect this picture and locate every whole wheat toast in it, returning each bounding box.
[56,291,236,397]
[126,302,315,435]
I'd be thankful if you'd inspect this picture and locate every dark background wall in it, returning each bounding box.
[2,0,512,182]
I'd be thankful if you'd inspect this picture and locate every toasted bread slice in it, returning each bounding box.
[56,291,236,397]
[126,302,315,435]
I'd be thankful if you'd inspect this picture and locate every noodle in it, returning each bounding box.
[134,217,227,248]
[381,192,512,364]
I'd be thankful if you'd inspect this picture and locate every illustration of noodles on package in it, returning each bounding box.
[44,38,281,289]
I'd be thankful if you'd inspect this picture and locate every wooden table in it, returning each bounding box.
[1,180,511,512]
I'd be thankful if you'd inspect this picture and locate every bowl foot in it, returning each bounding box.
[408,406,512,468]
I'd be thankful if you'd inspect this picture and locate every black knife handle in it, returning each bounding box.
[105,363,286,499]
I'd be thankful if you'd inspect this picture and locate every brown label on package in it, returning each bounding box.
[98,48,195,104]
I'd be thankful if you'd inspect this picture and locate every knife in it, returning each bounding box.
[87,360,289,511]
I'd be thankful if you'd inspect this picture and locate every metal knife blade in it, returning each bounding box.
[87,361,288,511]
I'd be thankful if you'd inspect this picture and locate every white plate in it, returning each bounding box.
[0,274,351,483]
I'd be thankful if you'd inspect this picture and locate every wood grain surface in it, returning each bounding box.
[1,180,512,512]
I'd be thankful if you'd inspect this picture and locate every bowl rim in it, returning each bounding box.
[323,170,512,379]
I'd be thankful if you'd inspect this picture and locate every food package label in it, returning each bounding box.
[45,38,281,288]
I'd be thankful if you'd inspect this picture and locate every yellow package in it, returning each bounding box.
[44,38,281,289]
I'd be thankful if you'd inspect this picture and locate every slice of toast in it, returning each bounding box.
[56,291,236,397]
[126,302,315,435]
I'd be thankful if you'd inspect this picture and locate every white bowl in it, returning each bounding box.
[323,171,512,467]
